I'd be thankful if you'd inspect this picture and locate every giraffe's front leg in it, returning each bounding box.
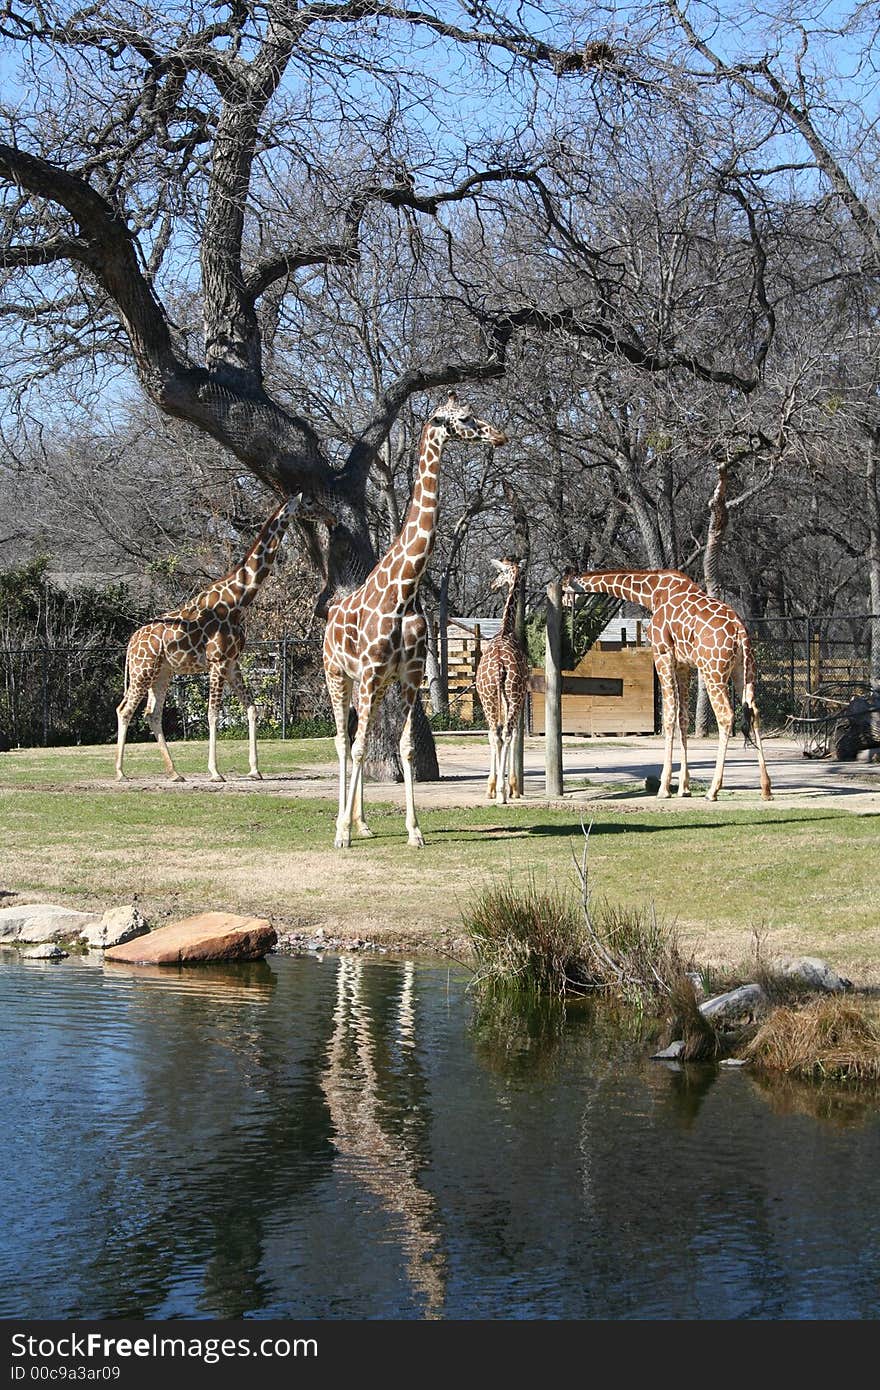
[207,665,227,782]
[399,681,425,848]
[226,665,261,778]
[336,683,378,849]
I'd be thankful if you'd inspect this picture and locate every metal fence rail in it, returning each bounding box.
[0,638,332,748]
[1,615,877,748]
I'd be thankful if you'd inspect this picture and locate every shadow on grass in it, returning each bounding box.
[424,812,847,842]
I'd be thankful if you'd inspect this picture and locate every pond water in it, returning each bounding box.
[1,950,879,1320]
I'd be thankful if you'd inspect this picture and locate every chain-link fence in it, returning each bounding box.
[1,616,877,749]
[0,638,332,748]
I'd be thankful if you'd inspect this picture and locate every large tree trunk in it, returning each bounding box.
[868,434,880,686]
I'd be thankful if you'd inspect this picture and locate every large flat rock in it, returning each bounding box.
[104,911,276,965]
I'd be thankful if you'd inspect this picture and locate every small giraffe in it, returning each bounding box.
[475,557,530,804]
[323,393,507,848]
[562,568,772,801]
[115,492,335,783]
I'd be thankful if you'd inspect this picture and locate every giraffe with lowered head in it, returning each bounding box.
[475,557,530,803]
[116,491,335,783]
[323,393,507,848]
[562,568,772,802]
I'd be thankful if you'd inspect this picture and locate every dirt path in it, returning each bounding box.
[62,733,879,814]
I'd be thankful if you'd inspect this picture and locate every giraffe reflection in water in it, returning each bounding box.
[320,957,447,1317]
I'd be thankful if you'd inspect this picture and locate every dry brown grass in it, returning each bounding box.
[744,996,880,1082]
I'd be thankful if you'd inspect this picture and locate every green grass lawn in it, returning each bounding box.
[1,741,878,975]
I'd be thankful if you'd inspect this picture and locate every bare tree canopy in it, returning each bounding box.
[2,0,880,721]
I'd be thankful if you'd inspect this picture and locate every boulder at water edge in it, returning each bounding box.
[775,956,852,993]
[699,983,768,1022]
[0,903,99,943]
[80,904,149,950]
[22,943,69,960]
[104,911,276,965]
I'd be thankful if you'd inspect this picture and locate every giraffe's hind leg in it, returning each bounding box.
[115,657,158,781]
[704,675,734,801]
[145,664,184,781]
[654,650,679,798]
[675,665,691,797]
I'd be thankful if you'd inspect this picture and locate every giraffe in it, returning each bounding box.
[115,491,335,783]
[562,568,772,802]
[475,557,530,804]
[323,393,507,848]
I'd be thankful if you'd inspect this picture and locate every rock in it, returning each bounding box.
[699,983,767,1022]
[80,904,149,950]
[0,903,99,943]
[22,943,68,960]
[651,1040,685,1060]
[685,971,705,998]
[645,774,661,795]
[104,911,276,965]
[719,1057,748,1067]
[776,956,852,993]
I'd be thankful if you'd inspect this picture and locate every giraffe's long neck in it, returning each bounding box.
[571,570,674,610]
[500,579,519,639]
[194,500,294,612]
[386,421,446,598]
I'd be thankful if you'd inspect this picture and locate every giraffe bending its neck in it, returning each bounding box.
[115,492,335,783]
[562,568,772,802]
[323,393,508,848]
[475,557,530,803]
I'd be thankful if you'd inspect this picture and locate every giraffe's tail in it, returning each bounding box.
[736,632,758,748]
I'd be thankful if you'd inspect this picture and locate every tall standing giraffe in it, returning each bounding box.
[475,557,530,804]
[115,492,335,783]
[323,394,507,848]
[562,568,772,801]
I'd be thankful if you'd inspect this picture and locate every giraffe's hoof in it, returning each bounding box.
[705,791,719,802]
[495,795,509,807]
[334,834,352,850]
[115,772,127,782]
[408,831,426,849]
[677,789,691,798]
[656,788,671,800]
[209,773,225,783]
[170,773,186,783]
[248,771,263,781]
[762,793,774,802]
[355,825,375,839]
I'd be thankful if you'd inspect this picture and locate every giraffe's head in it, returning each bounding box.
[296,492,338,529]
[561,566,583,608]
[429,393,508,448]
[489,557,522,592]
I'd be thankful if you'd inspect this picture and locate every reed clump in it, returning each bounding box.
[463,875,688,1007]
[744,996,880,1082]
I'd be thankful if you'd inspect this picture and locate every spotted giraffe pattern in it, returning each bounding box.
[323,394,508,848]
[562,569,772,802]
[475,558,530,803]
[115,492,335,783]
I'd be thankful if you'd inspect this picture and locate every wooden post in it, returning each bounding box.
[545,580,564,797]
